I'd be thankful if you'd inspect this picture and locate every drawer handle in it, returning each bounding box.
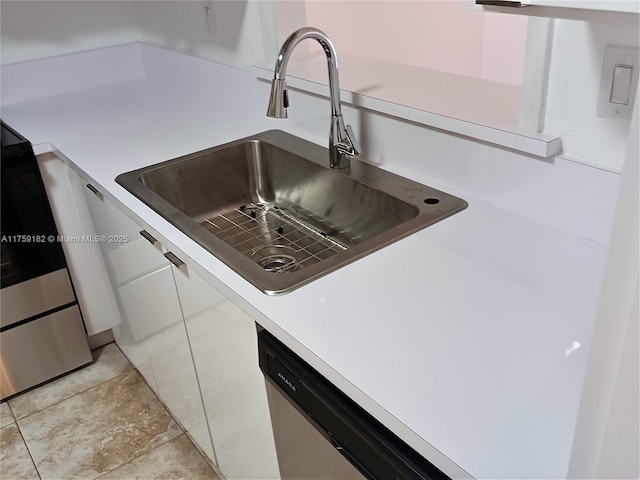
[86,184,101,196]
[139,230,157,245]
[164,251,185,268]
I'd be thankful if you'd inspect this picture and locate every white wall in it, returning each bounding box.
[596,283,639,478]
[545,19,639,172]
[267,1,639,172]
[2,0,636,173]
[567,98,639,478]
[0,1,140,64]
[0,1,267,68]
[0,0,526,85]
[481,11,529,85]
[302,1,528,86]
[597,287,639,478]
[133,1,267,68]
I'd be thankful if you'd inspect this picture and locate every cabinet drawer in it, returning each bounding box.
[0,305,92,399]
[0,268,75,328]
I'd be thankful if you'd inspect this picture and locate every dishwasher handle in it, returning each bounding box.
[328,436,374,480]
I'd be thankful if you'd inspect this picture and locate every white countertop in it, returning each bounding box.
[1,44,610,479]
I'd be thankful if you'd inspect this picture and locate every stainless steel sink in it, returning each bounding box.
[116,130,467,294]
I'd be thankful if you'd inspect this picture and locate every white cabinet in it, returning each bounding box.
[82,181,167,392]
[477,0,639,16]
[49,156,279,478]
[36,152,121,335]
[170,262,281,480]
[523,0,638,13]
[79,175,215,463]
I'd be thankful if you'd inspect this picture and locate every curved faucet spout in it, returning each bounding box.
[266,27,360,169]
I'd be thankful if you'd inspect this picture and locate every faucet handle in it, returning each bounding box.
[345,124,361,156]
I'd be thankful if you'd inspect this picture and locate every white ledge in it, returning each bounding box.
[253,54,562,158]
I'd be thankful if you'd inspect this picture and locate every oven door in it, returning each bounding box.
[1,120,66,288]
[0,121,92,400]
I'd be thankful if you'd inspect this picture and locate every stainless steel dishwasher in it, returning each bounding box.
[258,330,450,480]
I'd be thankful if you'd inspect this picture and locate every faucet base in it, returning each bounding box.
[330,114,356,169]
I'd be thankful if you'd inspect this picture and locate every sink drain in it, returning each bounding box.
[252,245,299,273]
[258,254,297,272]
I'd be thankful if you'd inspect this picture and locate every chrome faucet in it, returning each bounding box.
[266,27,360,169]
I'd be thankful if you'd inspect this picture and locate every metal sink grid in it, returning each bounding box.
[201,201,348,273]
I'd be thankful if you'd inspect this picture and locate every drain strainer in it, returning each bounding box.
[252,245,299,273]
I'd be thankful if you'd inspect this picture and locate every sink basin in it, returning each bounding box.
[116,130,467,294]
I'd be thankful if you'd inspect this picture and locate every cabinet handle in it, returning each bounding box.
[476,0,527,6]
[86,183,101,196]
[164,251,185,268]
[139,230,157,245]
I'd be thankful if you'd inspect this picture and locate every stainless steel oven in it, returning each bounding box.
[258,329,450,480]
[1,120,92,400]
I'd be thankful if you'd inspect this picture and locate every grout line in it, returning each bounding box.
[92,433,187,480]
[6,342,218,480]
[96,344,201,478]
[110,344,222,479]
[10,366,137,480]
[7,343,216,480]
[5,401,17,426]
[12,367,134,423]
[10,344,133,422]
[12,415,42,480]
[93,344,219,479]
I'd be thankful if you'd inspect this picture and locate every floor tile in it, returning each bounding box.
[9,343,132,420]
[148,341,215,461]
[100,434,218,479]
[18,370,181,480]
[0,424,39,479]
[0,402,14,427]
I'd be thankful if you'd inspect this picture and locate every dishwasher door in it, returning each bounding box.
[265,378,364,479]
[258,330,450,480]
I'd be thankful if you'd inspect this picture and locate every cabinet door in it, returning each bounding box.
[83,185,165,392]
[82,186,215,463]
[171,262,280,480]
[37,153,120,335]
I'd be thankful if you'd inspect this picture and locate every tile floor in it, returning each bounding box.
[0,343,219,480]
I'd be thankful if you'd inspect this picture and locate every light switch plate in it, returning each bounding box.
[597,45,639,120]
